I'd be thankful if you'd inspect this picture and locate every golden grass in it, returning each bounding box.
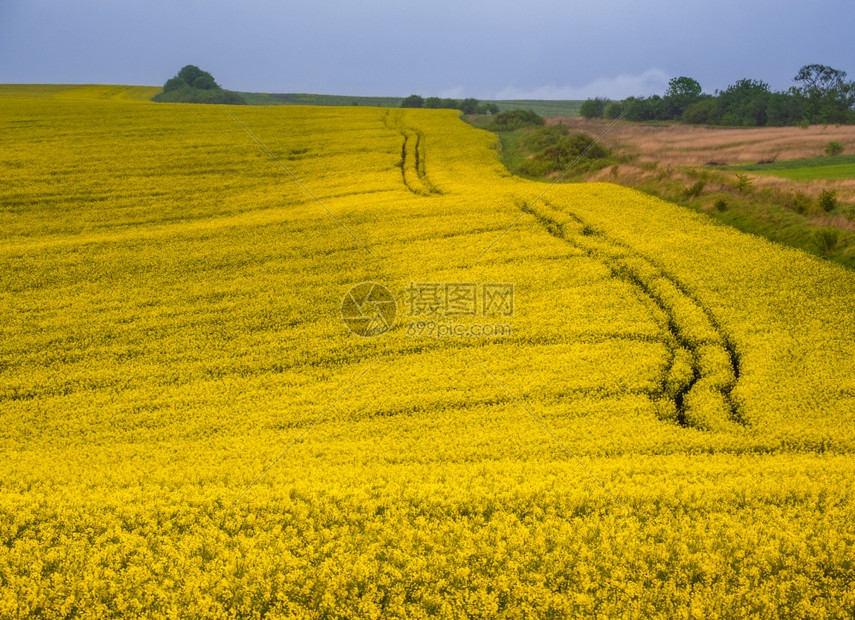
[551,117,855,166]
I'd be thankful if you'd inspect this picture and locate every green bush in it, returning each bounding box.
[519,131,609,176]
[825,141,844,156]
[818,189,838,213]
[489,110,544,131]
[154,84,246,105]
[153,65,245,105]
[791,192,812,214]
[520,125,568,152]
[814,229,840,254]
[734,173,753,193]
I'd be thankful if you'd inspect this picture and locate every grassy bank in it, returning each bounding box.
[480,117,855,269]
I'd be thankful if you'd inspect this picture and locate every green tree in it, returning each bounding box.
[713,79,771,126]
[665,76,703,119]
[400,94,424,108]
[603,100,625,119]
[682,99,714,124]
[766,90,806,126]
[154,65,245,104]
[163,77,185,93]
[459,98,481,114]
[622,95,667,122]
[193,75,217,90]
[793,64,853,124]
[177,65,216,88]
[579,97,608,118]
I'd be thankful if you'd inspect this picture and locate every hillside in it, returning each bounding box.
[1,84,854,618]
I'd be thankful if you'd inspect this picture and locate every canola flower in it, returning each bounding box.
[0,85,854,618]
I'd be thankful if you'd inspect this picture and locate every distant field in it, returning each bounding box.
[237,91,582,116]
[0,83,160,101]
[729,155,855,180]
[237,91,405,107]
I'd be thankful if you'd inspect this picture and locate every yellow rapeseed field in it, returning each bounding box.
[1,85,854,618]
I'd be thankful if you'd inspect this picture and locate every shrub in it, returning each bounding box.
[734,173,753,193]
[154,84,245,104]
[825,141,844,156]
[714,199,728,212]
[818,189,838,213]
[520,125,569,152]
[153,65,244,104]
[814,229,840,254]
[791,192,812,214]
[518,158,556,177]
[519,131,610,176]
[489,110,544,131]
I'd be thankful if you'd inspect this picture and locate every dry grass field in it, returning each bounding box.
[550,118,855,166]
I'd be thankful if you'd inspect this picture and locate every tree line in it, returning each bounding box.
[579,65,855,126]
[400,94,499,115]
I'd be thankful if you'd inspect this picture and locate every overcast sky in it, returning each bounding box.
[0,0,851,99]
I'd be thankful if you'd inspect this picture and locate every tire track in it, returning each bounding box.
[384,111,441,196]
[399,129,441,196]
[522,198,744,431]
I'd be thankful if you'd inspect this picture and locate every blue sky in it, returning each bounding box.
[1,0,851,99]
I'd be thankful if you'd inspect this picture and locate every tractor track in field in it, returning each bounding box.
[384,110,442,196]
[398,128,441,196]
[523,198,744,431]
